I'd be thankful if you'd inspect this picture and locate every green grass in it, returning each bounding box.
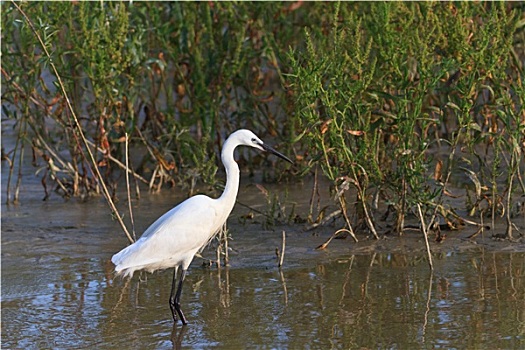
[286,2,524,240]
[2,1,524,240]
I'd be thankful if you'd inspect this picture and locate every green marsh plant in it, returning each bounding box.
[2,2,295,204]
[2,1,523,244]
[287,2,524,244]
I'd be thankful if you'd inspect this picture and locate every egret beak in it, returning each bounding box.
[261,143,294,164]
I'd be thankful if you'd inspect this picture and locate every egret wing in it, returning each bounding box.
[112,195,222,276]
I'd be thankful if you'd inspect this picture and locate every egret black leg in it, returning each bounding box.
[175,269,187,324]
[169,268,188,325]
[169,268,179,321]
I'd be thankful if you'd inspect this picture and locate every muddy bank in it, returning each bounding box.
[2,175,524,266]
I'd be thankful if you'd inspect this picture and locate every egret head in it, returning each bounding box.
[231,129,293,164]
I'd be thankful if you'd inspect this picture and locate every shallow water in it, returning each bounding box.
[2,184,525,349]
[2,131,525,349]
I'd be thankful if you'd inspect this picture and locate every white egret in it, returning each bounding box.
[111,129,293,324]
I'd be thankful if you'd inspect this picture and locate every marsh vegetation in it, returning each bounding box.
[2,2,524,243]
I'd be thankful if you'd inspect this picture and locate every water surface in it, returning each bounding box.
[1,138,524,349]
[2,188,524,349]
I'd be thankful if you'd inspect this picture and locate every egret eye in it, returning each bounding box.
[251,138,257,143]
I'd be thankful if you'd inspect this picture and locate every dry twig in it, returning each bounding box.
[12,1,134,244]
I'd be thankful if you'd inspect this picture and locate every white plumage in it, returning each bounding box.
[112,194,222,276]
[111,129,292,325]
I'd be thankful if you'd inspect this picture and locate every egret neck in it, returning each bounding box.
[217,136,241,217]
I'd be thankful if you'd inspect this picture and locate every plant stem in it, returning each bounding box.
[12,1,134,244]
[417,203,434,271]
